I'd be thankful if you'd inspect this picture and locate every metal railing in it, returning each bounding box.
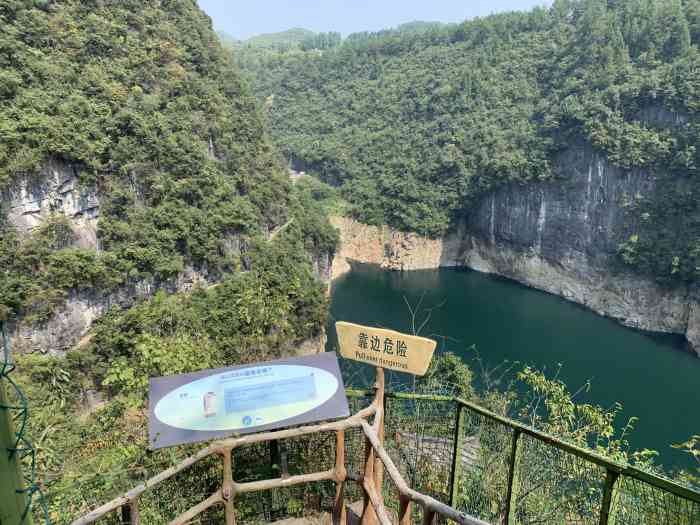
[71,373,700,525]
[451,395,700,525]
[359,390,700,525]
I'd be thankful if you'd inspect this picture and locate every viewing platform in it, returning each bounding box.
[69,368,700,525]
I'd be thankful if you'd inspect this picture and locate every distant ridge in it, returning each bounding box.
[244,27,315,48]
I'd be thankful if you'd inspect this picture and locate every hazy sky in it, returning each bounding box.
[197,0,549,41]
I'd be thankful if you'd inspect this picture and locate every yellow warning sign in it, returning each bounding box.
[335,321,437,376]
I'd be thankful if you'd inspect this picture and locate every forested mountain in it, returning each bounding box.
[235,0,700,284]
[225,27,342,53]
[243,27,315,48]
[217,29,238,47]
[0,1,336,519]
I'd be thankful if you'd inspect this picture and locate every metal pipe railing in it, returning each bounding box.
[350,389,700,508]
[450,395,700,506]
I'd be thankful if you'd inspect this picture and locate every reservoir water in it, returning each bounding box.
[328,264,700,472]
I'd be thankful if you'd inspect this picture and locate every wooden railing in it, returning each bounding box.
[72,369,700,525]
[71,368,485,525]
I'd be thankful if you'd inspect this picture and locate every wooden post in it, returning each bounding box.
[361,431,377,525]
[120,499,140,525]
[222,448,236,525]
[374,368,385,507]
[270,440,280,476]
[361,367,385,525]
[333,430,347,525]
[129,499,140,525]
[421,506,435,525]
[398,495,412,525]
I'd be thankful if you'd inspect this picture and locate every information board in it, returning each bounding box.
[335,321,437,376]
[148,352,349,449]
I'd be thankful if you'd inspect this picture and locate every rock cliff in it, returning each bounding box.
[4,160,100,248]
[331,142,700,356]
[330,216,458,279]
[3,162,220,354]
[3,162,332,355]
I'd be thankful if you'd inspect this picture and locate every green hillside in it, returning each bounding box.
[217,29,239,47]
[0,1,336,520]
[0,0,336,325]
[237,0,700,283]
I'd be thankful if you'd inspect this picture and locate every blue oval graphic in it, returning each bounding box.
[154,364,339,432]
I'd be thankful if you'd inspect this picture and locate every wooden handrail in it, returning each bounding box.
[71,401,378,525]
[71,364,493,525]
[360,420,490,525]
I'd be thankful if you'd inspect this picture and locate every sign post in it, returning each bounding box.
[335,321,437,525]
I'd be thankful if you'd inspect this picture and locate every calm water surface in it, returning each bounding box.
[328,264,700,472]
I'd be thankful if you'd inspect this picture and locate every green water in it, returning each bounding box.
[328,264,700,472]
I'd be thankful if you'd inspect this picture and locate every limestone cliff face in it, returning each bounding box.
[3,163,333,355]
[3,162,216,354]
[5,160,100,248]
[330,216,460,279]
[462,142,699,354]
[330,142,700,356]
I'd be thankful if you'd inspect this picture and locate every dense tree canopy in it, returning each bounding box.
[0,1,339,520]
[0,0,336,323]
[236,0,700,283]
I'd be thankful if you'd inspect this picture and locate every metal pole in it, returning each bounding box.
[503,429,521,525]
[1,321,31,525]
[598,469,619,525]
[449,403,466,508]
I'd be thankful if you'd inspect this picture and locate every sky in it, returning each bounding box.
[197,0,549,41]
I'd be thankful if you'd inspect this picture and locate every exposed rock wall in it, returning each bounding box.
[329,142,700,356]
[329,216,461,279]
[8,267,214,355]
[2,162,219,355]
[3,162,334,355]
[462,143,699,354]
[4,160,100,248]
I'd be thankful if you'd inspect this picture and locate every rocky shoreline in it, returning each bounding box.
[330,214,699,356]
[330,195,699,360]
[329,141,700,357]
